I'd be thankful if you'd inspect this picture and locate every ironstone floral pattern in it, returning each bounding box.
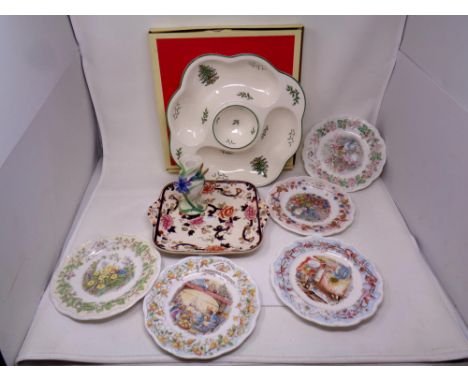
[267,177,355,236]
[303,117,386,192]
[144,257,260,359]
[147,181,269,255]
[271,237,383,327]
[51,236,160,319]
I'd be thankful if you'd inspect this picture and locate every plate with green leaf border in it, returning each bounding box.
[50,235,161,320]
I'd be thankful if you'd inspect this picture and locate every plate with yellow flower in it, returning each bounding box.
[50,235,161,320]
[143,256,260,359]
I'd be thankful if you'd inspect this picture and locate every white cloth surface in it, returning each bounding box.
[16,160,468,363]
[16,16,468,363]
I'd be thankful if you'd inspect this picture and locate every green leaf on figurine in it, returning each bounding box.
[176,155,208,215]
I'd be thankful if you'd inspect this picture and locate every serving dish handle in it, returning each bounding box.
[258,199,269,234]
[147,199,161,227]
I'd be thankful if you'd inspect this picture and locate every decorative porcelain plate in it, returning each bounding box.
[148,180,268,255]
[50,235,161,320]
[167,54,305,187]
[302,117,386,192]
[144,256,260,359]
[267,176,355,236]
[271,237,383,327]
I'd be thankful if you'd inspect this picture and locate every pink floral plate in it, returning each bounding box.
[271,236,383,327]
[302,117,386,192]
[267,176,355,236]
[143,256,260,359]
[147,180,268,255]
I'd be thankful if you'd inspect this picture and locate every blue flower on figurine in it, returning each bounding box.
[335,265,351,280]
[175,176,191,194]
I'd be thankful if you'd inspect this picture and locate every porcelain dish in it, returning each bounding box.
[167,54,306,187]
[302,117,386,192]
[148,180,269,255]
[267,176,355,236]
[271,236,383,327]
[144,256,260,359]
[50,235,161,320]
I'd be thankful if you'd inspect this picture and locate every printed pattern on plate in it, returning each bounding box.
[271,237,383,327]
[303,117,386,192]
[51,235,161,319]
[148,181,268,255]
[267,176,354,236]
[144,256,260,359]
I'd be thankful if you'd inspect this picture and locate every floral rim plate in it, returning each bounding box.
[271,236,383,327]
[168,54,305,187]
[267,176,355,236]
[144,256,260,359]
[302,117,386,192]
[50,235,161,320]
[148,180,269,255]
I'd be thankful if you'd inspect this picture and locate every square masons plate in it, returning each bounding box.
[148,180,268,255]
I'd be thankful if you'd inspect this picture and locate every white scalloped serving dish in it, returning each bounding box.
[167,54,305,187]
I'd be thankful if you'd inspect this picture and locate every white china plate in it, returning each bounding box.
[50,235,161,320]
[302,117,386,192]
[267,176,355,236]
[271,236,383,327]
[168,54,305,187]
[144,256,260,359]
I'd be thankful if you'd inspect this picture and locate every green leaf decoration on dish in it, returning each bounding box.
[370,152,382,161]
[316,128,327,137]
[237,91,254,100]
[250,156,269,178]
[286,85,300,106]
[201,108,209,124]
[287,129,296,146]
[198,64,219,86]
[337,119,348,129]
[358,125,371,137]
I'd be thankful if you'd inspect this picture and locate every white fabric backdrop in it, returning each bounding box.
[69,15,405,173]
[16,16,468,363]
